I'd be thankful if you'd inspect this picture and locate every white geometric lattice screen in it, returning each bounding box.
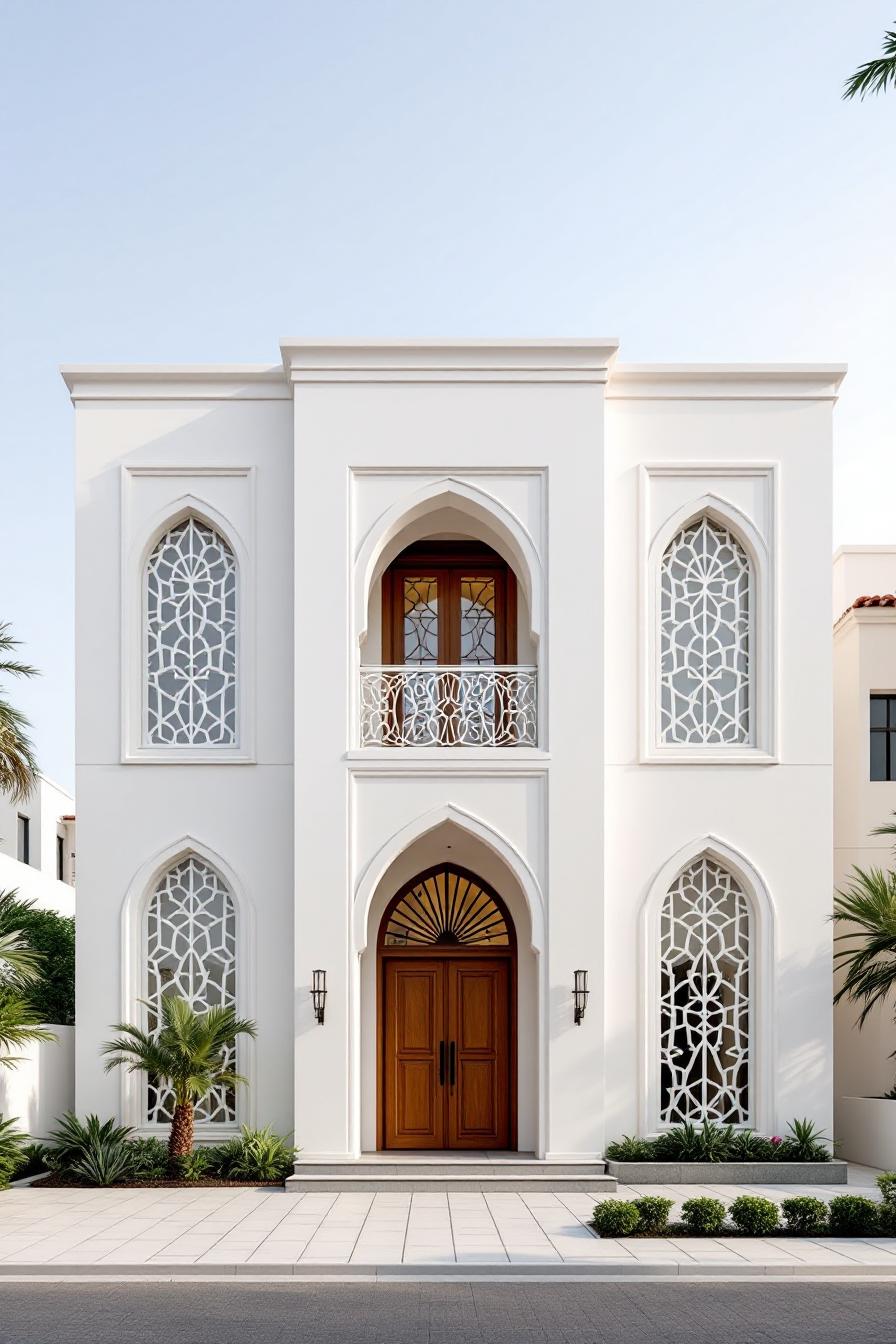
[659,516,751,745]
[145,517,237,746]
[659,856,751,1124]
[145,857,237,1124]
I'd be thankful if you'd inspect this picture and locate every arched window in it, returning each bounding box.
[145,517,237,746]
[145,856,237,1124]
[659,856,751,1125]
[659,516,751,745]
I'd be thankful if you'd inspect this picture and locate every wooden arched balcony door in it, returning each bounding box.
[374,541,531,748]
[377,864,517,1150]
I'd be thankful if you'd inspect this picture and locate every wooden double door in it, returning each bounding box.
[381,955,513,1150]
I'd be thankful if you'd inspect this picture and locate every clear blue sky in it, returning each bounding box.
[1,0,894,792]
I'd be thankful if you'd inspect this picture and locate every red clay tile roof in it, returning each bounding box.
[851,594,896,608]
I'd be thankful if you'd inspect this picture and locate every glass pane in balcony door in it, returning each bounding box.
[403,578,439,664]
[460,577,496,665]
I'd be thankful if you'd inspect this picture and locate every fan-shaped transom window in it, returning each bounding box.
[145,856,237,1123]
[381,866,511,947]
[145,517,238,746]
[660,516,751,746]
[659,856,751,1125]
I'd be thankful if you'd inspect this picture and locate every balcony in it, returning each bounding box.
[360,666,538,748]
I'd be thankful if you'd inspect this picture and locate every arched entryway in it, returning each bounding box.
[377,864,517,1150]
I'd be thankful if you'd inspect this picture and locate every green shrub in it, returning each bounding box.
[780,1195,828,1234]
[604,1134,655,1162]
[654,1121,734,1163]
[70,1139,135,1187]
[11,1142,48,1182]
[127,1137,168,1182]
[631,1196,673,1234]
[728,1195,780,1236]
[777,1118,831,1163]
[213,1126,296,1182]
[876,1172,896,1205]
[46,1114,135,1180]
[727,1130,776,1162]
[10,908,75,1025]
[0,1116,27,1188]
[174,1149,211,1182]
[592,1200,641,1237]
[681,1197,727,1235]
[827,1195,879,1236]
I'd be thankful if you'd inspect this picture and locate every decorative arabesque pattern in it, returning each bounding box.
[659,857,751,1125]
[459,577,497,664]
[146,858,237,1124]
[660,517,751,745]
[146,518,237,746]
[383,868,510,946]
[360,666,537,746]
[403,578,439,664]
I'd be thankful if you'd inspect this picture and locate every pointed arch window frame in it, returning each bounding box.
[639,837,775,1135]
[119,838,256,1138]
[640,469,778,764]
[120,474,257,764]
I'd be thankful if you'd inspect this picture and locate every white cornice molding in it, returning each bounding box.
[608,363,847,401]
[280,338,620,384]
[835,607,896,634]
[60,366,288,402]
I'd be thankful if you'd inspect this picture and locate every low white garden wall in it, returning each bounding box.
[838,1096,896,1170]
[0,1026,74,1139]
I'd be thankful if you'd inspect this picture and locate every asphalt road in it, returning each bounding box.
[1,1281,895,1344]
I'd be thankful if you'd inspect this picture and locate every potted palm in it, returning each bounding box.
[834,813,896,1167]
[102,996,256,1173]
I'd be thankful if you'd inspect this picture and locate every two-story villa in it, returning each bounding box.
[64,341,845,1171]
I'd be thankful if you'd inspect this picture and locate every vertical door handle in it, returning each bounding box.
[449,1040,456,1088]
[439,1040,445,1086]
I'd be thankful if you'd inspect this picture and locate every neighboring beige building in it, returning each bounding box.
[834,547,896,1167]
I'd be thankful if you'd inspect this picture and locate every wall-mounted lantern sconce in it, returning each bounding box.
[311,969,327,1025]
[573,969,589,1025]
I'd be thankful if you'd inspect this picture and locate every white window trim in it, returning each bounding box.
[120,470,257,764]
[120,837,256,1137]
[639,835,775,1135]
[639,465,778,764]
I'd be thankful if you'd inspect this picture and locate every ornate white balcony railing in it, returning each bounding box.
[360,666,538,748]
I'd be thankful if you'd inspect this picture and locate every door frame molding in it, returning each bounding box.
[376,866,518,1151]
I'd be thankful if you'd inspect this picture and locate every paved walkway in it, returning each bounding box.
[2,1164,895,1277]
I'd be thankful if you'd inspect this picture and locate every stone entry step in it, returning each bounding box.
[286,1155,616,1194]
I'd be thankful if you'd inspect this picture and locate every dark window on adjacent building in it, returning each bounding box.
[870,695,896,781]
[57,834,65,881]
[16,814,30,865]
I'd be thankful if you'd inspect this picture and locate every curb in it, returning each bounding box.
[1,1260,896,1281]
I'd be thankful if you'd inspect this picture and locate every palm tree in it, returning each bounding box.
[844,24,896,100]
[0,623,39,804]
[0,891,54,1067]
[833,814,896,1089]
[0,892,43,986]
[101,996,257,1169]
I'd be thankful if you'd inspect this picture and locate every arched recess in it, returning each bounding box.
[119,836,256,1133]
[639,835,776,1135]
[122,494,256,762]
[353,804,545,954]
[644,493,775,760]
[351,805,546,1155]
[354,479,544,648]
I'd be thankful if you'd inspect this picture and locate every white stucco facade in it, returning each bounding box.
[0,775,75,918]
[65,341,845,1157]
